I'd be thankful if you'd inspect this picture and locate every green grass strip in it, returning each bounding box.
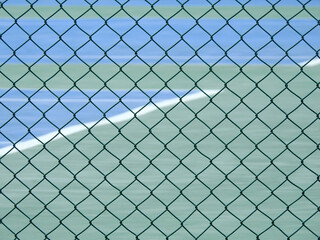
[1,5,319,19]
[1,64,319,98]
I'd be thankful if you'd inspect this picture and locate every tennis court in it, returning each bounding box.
[0,0,319,239]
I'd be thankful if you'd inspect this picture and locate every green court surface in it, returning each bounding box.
[0,62,319,239]
[1,63,320,90]
[1,5,320,19]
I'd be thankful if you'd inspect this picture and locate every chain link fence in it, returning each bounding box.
[0,0,319,239]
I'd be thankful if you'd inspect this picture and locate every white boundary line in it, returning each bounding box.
[299,58,320,67]
[0,89,220,156]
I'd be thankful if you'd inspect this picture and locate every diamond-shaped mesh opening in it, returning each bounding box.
[1,1,319,239]
[153,211,181,236]
[243,210,272,235]
[212,211,241,237]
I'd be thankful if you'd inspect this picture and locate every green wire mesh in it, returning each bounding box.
[0,0,319,239]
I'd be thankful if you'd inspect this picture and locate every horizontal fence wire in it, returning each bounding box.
[0,0,319,239]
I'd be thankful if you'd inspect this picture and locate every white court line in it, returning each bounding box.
[0,89,220,156]
[299,58,320,67]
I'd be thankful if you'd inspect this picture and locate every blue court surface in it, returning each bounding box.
[0,18,319,65]
[0,6,319,151]
[0,88,194,148]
